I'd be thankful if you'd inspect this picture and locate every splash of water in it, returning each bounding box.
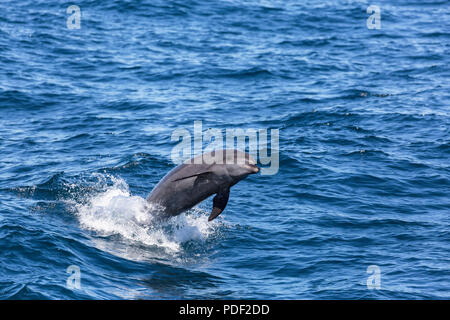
[73,175,218,254]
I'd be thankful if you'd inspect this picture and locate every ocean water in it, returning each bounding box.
[0,0,449,300]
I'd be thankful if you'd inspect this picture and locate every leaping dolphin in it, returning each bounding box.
[147,149,259,221]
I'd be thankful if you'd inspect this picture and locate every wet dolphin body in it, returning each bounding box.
[147,149,259,221]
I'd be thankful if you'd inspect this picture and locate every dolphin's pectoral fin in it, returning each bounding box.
[208,188,230,221]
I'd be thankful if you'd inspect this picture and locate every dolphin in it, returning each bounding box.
[147,149,259,221]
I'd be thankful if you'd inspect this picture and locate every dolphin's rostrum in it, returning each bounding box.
[147,149,259,221]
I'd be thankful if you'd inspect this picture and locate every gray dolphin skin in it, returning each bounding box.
[147,149,259,221]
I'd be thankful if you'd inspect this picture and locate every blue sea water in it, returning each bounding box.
[0,0,449,299]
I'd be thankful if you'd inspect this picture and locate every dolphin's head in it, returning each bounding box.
[222,149,259,182]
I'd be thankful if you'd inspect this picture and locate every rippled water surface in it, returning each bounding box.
[0,0,449,299]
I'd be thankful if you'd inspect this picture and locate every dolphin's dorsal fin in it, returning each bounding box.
[208,188,230,221]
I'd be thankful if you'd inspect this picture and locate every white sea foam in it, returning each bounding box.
[73,175,217,254]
